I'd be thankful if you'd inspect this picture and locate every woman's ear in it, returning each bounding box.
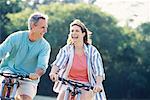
[83,32,86,37]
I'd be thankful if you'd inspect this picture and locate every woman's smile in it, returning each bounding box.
[71,34,78,39]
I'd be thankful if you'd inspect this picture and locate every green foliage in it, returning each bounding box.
[137,22,150,42]
[0,0,23,42]
[137,22,150,35]
[7,8,34,32]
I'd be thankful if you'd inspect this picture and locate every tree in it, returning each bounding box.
[137,22,150,35]
[0,0,22,43]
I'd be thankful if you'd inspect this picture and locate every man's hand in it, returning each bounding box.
[29,73,40,80]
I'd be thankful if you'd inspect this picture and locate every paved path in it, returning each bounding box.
[34,95,56,100]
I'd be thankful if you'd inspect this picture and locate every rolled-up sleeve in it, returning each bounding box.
[37,43,51,72]
[93,49,105,79]
[51,48,68,69]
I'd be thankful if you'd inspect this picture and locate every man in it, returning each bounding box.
[0,12,51,100]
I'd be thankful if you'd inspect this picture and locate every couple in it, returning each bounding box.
[0,12,106,100]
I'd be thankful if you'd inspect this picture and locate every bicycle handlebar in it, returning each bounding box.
[0,73,29,80]
[58,77,94,91]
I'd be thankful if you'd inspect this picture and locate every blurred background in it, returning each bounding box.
[0,0,150,99]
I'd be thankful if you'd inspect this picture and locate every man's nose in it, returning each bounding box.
[44,28,47,33]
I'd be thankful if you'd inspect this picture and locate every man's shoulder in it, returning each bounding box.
[10,30,28,37]
[7,31,26,41]
[41,38,50,48]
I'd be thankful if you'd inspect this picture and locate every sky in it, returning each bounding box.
[94,0,150,28]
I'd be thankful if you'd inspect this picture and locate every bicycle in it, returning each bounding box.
[58,77,102,100]
[0,72,29,100]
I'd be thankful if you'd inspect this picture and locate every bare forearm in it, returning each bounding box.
[50,65,59,74]
[29,68,44,80]
[93,76,104,93]
[96,76,103,85]
[35,68,45,77]
[49,65,59,81]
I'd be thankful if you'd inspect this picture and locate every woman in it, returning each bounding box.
[49,19,106,100]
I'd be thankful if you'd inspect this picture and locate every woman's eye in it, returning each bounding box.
[76,30,79,32]
[71,30,75,32]
[71,29,80,33]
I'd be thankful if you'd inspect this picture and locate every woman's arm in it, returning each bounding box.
[96,75,103,84]
[92,47,105,92]
[49,65,59,81]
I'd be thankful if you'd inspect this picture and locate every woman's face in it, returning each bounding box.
[70,25,85,44]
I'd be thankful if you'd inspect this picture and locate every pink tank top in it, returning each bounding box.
[68,53,89,82]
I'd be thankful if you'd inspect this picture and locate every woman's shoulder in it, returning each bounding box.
[61,44,73,50]
[87,44,97,50]
[87,44,101,55]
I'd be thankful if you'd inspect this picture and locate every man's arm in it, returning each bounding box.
[0,35,14,59]
[29,68,45,80]
[35,68,45,77]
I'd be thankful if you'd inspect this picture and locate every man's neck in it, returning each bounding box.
[29,32,37,42]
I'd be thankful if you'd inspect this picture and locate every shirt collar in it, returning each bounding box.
[83,44,89,56]
[70,44,89,56]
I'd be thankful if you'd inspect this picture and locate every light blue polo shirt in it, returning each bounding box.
[0,31,51,84]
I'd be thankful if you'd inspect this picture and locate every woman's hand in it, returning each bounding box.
[93,75,103,93]
[93,84,102,93]
[49,65,59,82]
[49,72,58,82]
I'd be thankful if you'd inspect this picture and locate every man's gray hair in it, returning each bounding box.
[28,12,48,30]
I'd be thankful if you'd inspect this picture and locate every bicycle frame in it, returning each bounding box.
[58,77,93,100]
[0,73,29,100]
[64,85,82,100]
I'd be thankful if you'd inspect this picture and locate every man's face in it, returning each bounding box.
[31,19,48,38]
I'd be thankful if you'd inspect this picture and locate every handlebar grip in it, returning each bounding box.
[0,72,30,79]
[90,86,94,90]
[90,86,102,92]
[58,77,61,80]
[24,75,29,78]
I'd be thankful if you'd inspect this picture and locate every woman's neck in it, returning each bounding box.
[74,43,84,55]
[74,40,84,47]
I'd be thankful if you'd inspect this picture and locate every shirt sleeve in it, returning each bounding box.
[51,47,69,70]
[37,43,51,72]
[0,35,14,59]
[93,49,105,79]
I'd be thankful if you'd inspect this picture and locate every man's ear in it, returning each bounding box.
[31,22,36,29]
